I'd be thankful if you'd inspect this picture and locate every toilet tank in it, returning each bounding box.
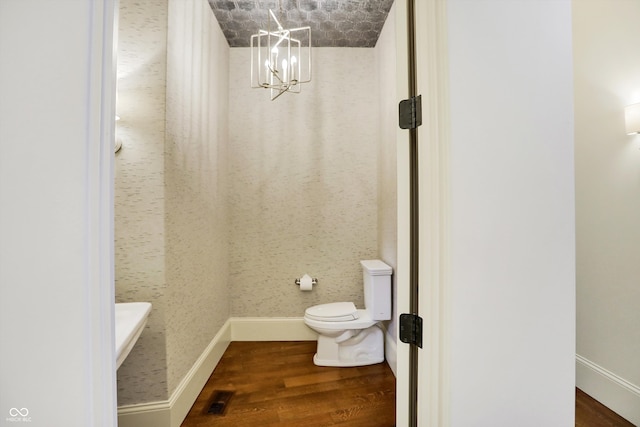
[360,260,392,321]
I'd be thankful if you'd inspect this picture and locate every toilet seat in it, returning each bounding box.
[304,307,377,330]
[305,302,359,322]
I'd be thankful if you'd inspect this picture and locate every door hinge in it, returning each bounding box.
[398,95,422,129]
[399,313,423,348]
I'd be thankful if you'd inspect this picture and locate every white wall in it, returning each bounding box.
[574,1,640,424]
[0,0,117,426]
[446,1,575,425]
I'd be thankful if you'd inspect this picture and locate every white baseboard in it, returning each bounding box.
[230,317,318,341]
[385,330,397,377]
[576,354,640,425]
[117,319,232,427]
[117,402,170,427]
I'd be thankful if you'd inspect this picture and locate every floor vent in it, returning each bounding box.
[206,390,234,416]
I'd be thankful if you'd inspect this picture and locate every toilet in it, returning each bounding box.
[303,260,392,367]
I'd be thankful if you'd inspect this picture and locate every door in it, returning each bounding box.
[395,0,451,425]
[403,1,576,425]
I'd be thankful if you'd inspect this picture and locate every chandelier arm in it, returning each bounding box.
[286,27,311,33]
[269,9,283,31]
[269,65,284,84]
[271,87,289,101]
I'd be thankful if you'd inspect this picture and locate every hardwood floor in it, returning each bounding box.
[181,341,635,427]
[181,341,396,427]
[575,388,635,427]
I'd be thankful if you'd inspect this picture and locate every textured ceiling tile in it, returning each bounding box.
[237,1,256,10]
[299,0,318,12]
[307,10,329,25]
[216,1,236,11]
[328,9,348,22]
[208,0,393,47]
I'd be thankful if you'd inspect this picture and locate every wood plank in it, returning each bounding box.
[575,388,635,427]
[180,341,395,427]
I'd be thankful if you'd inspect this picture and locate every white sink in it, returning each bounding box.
[115,302,151,370]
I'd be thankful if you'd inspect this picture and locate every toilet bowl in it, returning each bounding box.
[303,260,392,367]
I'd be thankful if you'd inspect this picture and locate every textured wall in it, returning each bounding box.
[375,2,398,340]
[115,0,169,405]
[165,0,230,396]
[115,0,230,406]
[228,48,380,317]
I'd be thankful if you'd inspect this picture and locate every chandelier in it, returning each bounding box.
[250,4,311,101]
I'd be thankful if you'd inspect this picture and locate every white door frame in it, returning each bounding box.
[394,1,412,425]
[395,0,452,425]
[415,0,452,425]
[90,0,119,425]
[0,1,118,426]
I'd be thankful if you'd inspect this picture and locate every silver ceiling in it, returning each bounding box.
[208,0,395,47]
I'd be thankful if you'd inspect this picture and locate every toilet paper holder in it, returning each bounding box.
[295,277,318,286]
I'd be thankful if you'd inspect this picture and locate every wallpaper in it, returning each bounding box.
[114,0,170,405]
[115,0,230,406]
[228,48,380,317]
[375,2,398,341]
[164,0,230,396]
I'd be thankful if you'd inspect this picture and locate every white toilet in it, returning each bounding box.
[303,259,392,367]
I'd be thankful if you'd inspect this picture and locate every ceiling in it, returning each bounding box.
[207,0,395,48]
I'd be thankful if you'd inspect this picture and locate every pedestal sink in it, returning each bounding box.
[115,302,151,369]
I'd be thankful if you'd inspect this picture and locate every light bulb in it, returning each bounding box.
[270,47,278,74]
[282,59,288,83]
[264,60,270,85]
[291,56,297,81]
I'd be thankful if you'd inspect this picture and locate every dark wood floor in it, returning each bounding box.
[575,388,635,427]
[181,341,635,427]
[181,341,395,427]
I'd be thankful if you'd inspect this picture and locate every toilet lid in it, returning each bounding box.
[305,302,359,322]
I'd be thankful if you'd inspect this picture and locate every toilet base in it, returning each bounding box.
[312,324,384,367]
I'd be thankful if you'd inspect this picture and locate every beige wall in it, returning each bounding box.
[115,0,169,405]
[115,0,230,406]
[376,2,398,341]
[165,0,230,397]
[574,0,640,423]
[227,48,381,317]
